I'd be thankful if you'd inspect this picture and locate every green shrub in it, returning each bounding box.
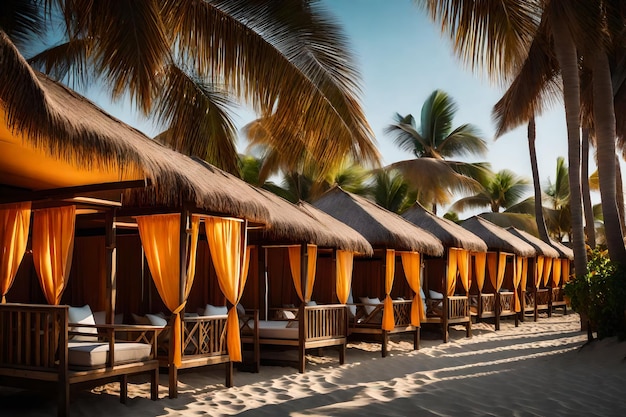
[564,247,626,340]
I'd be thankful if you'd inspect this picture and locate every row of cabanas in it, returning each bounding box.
[0,31,573,416]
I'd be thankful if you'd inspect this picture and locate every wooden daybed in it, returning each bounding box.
[240,303,347,373]
[348,299,418,357]
[0,303,160,417]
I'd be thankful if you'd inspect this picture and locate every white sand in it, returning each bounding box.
[3,313,626,417]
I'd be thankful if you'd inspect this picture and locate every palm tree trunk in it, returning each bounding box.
[552,16,587,274]
[592,51,626,265]
[616,155,625,233]
[581,128,596,248]
[528,117,550,241]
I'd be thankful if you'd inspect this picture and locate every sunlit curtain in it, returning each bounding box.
[382,249,395,331]
[496,253,507,291]
[487,252,497,291]
[446,248,457,296]
[401,251,423,326]
[33,206,76,305]
[562,259,571,283]
[473,252,487,292]
[0,202,31,303]
[513,257,523,312]
[205,217,251,362]
[542,257,553,287]
[535,256,545,288]
[336,250,354,304]
[520,257,528,291]
[552,258,562,288]
[288,244,317,303]
[457,249,470,293]
[137,213,200,367]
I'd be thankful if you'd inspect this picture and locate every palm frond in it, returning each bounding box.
[438,123,488,157]
[0,0,46,50]
[28,38,92,88]
[478,212,539,236]
[421,89,456,146]
[449,194,491,213]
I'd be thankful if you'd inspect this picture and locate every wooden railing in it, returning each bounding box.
[481,294,496,313]
[524,290,536,309]
[499,292,515,313]
[448,296,469,319]
[536,288,551,307]
[0,303,67,372]
[351,300,413,328]
[182,316,228,357]
[303,305,347,341]
[551,288,565,303]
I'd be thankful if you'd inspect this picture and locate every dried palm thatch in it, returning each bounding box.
[548,239,574,260]
[402,203,487,252]
[297,201,373,255]
[461,216,535,257]
[506,227,559,258]
[312,187,444,256]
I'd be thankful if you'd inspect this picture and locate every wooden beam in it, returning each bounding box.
[0,179,149,204]
[105,208,117,325]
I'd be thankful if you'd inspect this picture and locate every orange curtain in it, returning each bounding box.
[33,206,76,305]
[288,244,317,303]
[335,250,354,304]
[382,249,395,331]
[542,257,553,287]
[496,253,507,291]
[401,251,423,326]
[520,257,528,290]
[446,248,458,296]
[552,258,562,287]
[487,252,497,291]
[562,259,571,283]
[136,213,200,367]
[457,249,470,293]
[473,252,487,292]
[0,202,31,303]
[513,257,523,312]
[205,217,251,362]
[535,256,545,288]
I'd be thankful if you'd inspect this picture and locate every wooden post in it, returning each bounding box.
[105,209,117,325]
[443,249,449,343]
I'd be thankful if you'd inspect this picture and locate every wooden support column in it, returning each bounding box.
[105,209,117,325]
[443,249,449,343]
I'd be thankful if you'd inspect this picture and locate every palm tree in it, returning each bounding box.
[450,169,530,213]
[0,0,45,50]
[15,1,379,174]
[366,170,416,214]
[385,89,490,213]
[544,157,571,242]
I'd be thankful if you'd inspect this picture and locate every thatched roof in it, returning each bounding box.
[402,203,487,252]
[548,239,574,260]
[461,216,536,257]
[312,187,444,256]
[506,227,560,258]
[240,185,374,253]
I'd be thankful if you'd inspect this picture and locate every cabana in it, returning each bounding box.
[547,240,574,315]
[0,31,282,405]
[313,187,444,357]
[240,193,373,373]
[461,217,535,330]
[505,228,560,322]
[402,203,488,342]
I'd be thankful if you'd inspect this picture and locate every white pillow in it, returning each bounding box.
[364,297,381,316]
[93,311,124,325]
[204,304,228,317]
[68,305,98,340]
[347,292,357,318]
[278,309,296,320]
[306,300,317,306]
[429,290,444,300]
[236,303,246,316]
[146,313,167,327]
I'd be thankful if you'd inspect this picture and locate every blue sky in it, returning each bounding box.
[87,1,574,207]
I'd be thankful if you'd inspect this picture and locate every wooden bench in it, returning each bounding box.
[349,300,418,357]
[0,303,160,417]
[241,304,347,373]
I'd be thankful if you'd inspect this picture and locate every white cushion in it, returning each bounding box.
[204,304,228,317]
[429,290,444,300]
[364,297,381,316]
[347,292,357,318]
[68,342,151,368]
[306,300,317,306]
[145,313,167,327]
[93,311,124,325]
[68,305,98,341]
[236,303,245,316]
[277,309,296,320]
